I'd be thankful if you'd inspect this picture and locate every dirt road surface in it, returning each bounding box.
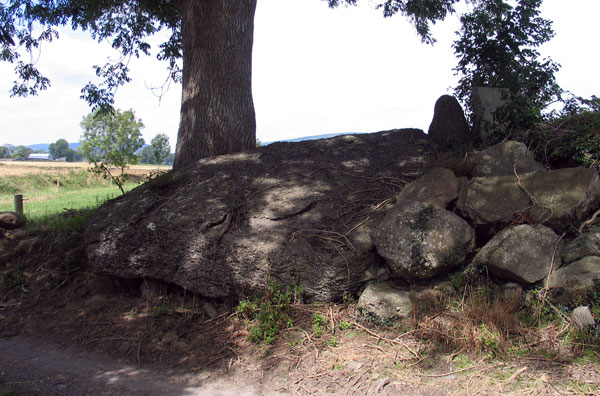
[0,336,260,396]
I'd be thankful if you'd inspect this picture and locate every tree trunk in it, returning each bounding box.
[173,0,257,170]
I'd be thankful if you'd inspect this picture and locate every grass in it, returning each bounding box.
[0,168,137,223]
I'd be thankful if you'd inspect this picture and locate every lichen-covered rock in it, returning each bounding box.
[475,224,562,284]
[357,282,413,321]
[396,167,459,209]
[457,168,600,231]
[0,211,25,230]
[427,95,471,148]
[372,200,475,279]
[84,129,431,301]
[562,226,600,264]
[548,256,600,291]
[464,141,544,177]
[457,174,530,225]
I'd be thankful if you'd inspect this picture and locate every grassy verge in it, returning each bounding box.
[0,169,137,224]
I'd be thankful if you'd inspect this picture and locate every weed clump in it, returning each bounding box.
[237,282,301,345]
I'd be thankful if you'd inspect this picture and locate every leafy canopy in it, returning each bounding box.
[151,133,171,165]
[1,0,463,111]
[452,0,561,132]
[10,145,32,160]
[48,138,68,158]
[79,108,144,192]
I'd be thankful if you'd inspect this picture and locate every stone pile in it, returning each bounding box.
[359,140,600,321]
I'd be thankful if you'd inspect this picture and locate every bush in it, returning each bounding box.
[518,97,600,169]
[237,282,301,345]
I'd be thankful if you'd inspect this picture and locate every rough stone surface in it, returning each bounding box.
[357,282,413,321]
[548,256,600,291]
[85,129,431,301]
[396,167,459,209]
[572,306,596,330]
[472,86,509,145]
[562,226,600,264]
[475,224,562,284]
[464,141,544,177]
[427,95,471,148]
[457,168,600,230]
[372,200,475,280]
[0,211,26,230]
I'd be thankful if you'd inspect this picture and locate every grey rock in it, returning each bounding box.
[357,282,413,321]
[458,168,600,230]
[396,167,459,209]
[372,200,475,279]
[464,141,544,177]
[0,211,25,230]
[562,226,600,264]
[202,302,218,319]
[475,224,562,284]
[548,256,600,290]
[572,306,596,330]
[472,86,509,145]
[84,129,430,301]
[427,95,471,148]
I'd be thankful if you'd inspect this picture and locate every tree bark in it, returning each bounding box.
[174,0,257,170]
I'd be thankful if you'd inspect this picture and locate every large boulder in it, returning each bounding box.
[372,200,475,280]
[457,168,600,230]
[0,212,26,230]
[471,86,508,145]
[464,141,544,177]
[84,129,431,301]
[548,256,600,305]
[396,167,459,209]
[474,224,562,284]
[427,95,471,148]
[562,225,600,264]
[548,256,600,291]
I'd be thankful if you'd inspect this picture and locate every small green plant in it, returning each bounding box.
[452,353,471,370]
[341,291,354,304]
[339,321,353,330]
[312,312,327,338]
[153,301,172,317]
[478,323,499,355]
[237,282,300,345]
[324,336,338,347]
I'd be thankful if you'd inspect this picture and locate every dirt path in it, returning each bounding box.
[0,336,258,396]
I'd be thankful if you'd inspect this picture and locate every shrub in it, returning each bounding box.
[237,282,300,345]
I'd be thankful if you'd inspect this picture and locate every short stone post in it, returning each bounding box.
[14,194,24,215]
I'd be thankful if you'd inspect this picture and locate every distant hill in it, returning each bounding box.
[23,133,360,153]
[263,132,361,145]
[26,142,81,152]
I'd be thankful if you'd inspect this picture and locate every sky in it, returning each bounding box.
[0,0,599,149]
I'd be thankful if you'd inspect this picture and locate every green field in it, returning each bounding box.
[0,163,145,225]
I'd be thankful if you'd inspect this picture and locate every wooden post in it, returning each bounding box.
[14,194,23,215]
